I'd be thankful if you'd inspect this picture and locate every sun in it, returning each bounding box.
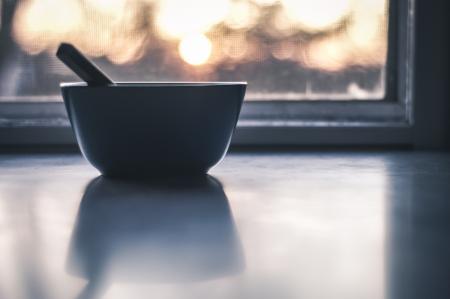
[178,33,212,66]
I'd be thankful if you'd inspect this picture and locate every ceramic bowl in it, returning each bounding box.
[61,82,246,177]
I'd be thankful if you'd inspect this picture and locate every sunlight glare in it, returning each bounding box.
[225,1,259,30]
[12,0,83,54]
[178,33,212,65]
[281,0,351,32]
[304,36,350,71]
[10,0,388,79]
[87,0,127,18]
[253,0,279,6]
[346,0,386,49]
[156,0,230,39]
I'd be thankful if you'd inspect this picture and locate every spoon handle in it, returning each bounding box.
[56,43,114,86]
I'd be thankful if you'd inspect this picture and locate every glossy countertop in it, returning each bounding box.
[0,151,449,299]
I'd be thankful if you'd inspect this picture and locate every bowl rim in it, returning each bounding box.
[61,81,247,87]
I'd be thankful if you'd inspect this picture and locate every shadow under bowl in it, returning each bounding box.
[61,82,246,177]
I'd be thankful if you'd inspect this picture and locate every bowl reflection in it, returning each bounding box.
[67,175,244,299]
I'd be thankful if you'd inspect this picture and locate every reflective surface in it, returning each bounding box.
[69,176,244,299]
[0,152,449,299]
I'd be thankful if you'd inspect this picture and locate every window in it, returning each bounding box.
[0,0,416,146]
[2,0,391,101]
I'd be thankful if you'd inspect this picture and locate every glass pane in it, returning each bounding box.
[0,0,388,101]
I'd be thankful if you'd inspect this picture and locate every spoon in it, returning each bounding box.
[56,43,115,86]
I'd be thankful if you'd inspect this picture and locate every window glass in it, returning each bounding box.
[0,0,388,101]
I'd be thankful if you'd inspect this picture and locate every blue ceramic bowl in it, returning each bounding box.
[61,82,246,177]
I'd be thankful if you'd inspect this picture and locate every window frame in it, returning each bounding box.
[1,0,446,149]
[240,0,410,123]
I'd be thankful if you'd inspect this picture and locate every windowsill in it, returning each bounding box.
[0,123,414,147]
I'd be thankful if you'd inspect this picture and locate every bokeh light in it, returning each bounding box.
[281,0,351,33]
[13,0,83,54]
[11,0,388,71]
[4,0,389,100]
[225,1,259,30]
[179,33,212,65]
[155,0,230,39]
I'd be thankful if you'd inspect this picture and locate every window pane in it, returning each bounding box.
[0,0,388,102]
